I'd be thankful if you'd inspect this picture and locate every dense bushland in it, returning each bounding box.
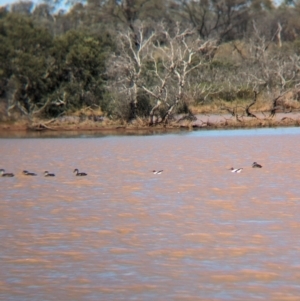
[1,0,300,125]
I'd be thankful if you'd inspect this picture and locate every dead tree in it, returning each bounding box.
[107,22,216,124]
[145,23,217,124]
[106,25,155,121]
[141,51,173,125]
[245,91,258,118]
[269,91,291,118]
[245,25,300,120]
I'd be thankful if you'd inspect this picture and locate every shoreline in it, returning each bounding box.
[1,112,300,134]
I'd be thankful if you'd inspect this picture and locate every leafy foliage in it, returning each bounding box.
[0,12,114,118]
[1,0,300,121]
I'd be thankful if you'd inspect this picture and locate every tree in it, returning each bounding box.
[10,1,34,15]
[41,29,114,117]
[0,13,53,118]
[0,13,114,119]
[174,0,253,41]
[106,22,217,124]
[217,21,300,119]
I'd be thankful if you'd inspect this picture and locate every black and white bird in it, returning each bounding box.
[252,162,262,168]
[152,170,163,174]
[0,169,14,177]
[230,167,243,173]
[23,170,37,176]
[73,169,87,176]
[44,171,55,177]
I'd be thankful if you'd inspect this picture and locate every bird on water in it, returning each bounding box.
[44,171,55,177]
[0,169,14,177]
[73,169,87,176]
[152,170,163,174]
[230,167,243,173]
[252,162,262,168]
[23,170,37,176]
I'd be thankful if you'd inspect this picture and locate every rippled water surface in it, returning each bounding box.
[1,128,300,301]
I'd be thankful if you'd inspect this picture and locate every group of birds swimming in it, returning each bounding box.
[230,162,263,173]
[152,162,263,175]
[0,163,261,178]
[0,168,87,178]
[152,162,262,175]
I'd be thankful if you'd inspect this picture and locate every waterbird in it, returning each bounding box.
[23,170,37,176]
[44,171,55,177]
[230,167,243,173]
[252,162,262,168]
[0,169,14,177]
[152,170,163,174]
[73,169,87,176]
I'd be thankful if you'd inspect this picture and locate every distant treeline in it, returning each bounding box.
[1,0,300,123]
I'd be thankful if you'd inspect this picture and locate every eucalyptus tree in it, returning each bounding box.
[106,22,218,124]
[173,0,274,41]
[44,29,113,117]
[0,12,114,119]
[0,13,53,118]
[10,1,34,15]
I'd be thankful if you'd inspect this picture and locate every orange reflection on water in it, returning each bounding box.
[1,128,300,300]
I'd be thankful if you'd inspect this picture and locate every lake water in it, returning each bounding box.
[1,127,300,300]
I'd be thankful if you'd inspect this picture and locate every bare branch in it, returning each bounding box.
[245,91,258,118]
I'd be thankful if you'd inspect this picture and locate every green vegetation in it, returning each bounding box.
[1,0,300,126]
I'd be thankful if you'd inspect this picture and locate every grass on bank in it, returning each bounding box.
[1,96,300,131]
